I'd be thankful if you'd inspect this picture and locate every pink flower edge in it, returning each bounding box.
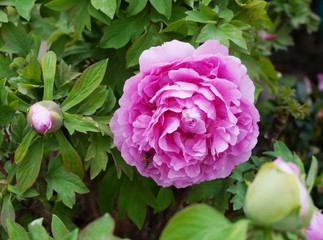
[306,211,323,240]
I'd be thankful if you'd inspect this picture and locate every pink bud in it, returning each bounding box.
[27,101,63,134]
[259,30,278,41]
[306,211,323,240]
[317,73,323,91]
[304,76,312,95]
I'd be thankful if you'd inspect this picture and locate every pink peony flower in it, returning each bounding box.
[317,73,323,91]
[110,40,260,188]
[27,100,63,134]
[306,211,323,240]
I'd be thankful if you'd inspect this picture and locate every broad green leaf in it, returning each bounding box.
[0,101,18,126]
[197,23,247,50]
[161,18,188,37]
[87,4,111,25]
[7,219,30,240]
[127,0,148,16]
[227,182,247,210]
[62,229,78,240]
[161,204,249,240]
[185,3,218,23]
[0,22,34,56]
[0,79,8,105]
[0,55,16,78]
[46,155,89,208]
[254,83,262,104]
[42,51,57,101]
[75,86,108,115]
[14,129,37,164]
[126,24,163,68]
[10,113,28,144]
[45,0,77,11]
[79,214,122,240]
[0,9,8,23]
[90,0,116,19]
[213,178,233,213]
[306,156,318,192]
[187,180,222,204]
[27,52,41,83]
[99,13,149,49]
[15,0,35,20]
[265,141,293,162]
[54,130,84,179]
[60,59,108,112]
[1,195,15,232]
[16,138,43,193]
[28,218,51,240]
[155,187,173,212]
[51,215,70,240]
[62,112,99,135]
[7,92,29,113]
[149,0,172,19]
[85,133,110,179]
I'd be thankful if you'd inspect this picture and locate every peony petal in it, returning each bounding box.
[31,104,52,134]
[194,40,229,57]
[139,40,195,73]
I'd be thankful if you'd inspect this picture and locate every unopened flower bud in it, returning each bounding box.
[27,100,63,134]
[244,157,313,232]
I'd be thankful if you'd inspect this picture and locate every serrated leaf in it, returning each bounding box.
[149,0,172,19]
[46,155,89,208]
[185,2,218,23]
[126,24,163,68]
[42,51,57,101]
[62,112,99,135]
[7,220,30,240]
[15,0,35,20]
[90,0,116,19]
[51,215,70,240]
[45,0,77,11]
[0,100,18,126]
[28,218,51,240]
[85,133,110,179]
[54,130,84,179]
[187,180,222,204]
[61,59,108,112]
[213,179,233,213]
[0,55,16,78]
[79,214,122,240]
[111,148,133,180]
[127,0,148,16]
[227,182,247,210]
[197,23,247,50]
[161,204,249,240]
[99,12,149,49]
[14,129,37,164]
[16,138,43,193]
[1,195,15,232]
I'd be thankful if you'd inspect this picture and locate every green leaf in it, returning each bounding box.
[46,155,89,208]
[79,214,122,240]
[213,178,233,213]
[28,218,51,240]
[69,0,91,34]
[149,0,172,19]
[15,0,35,20]
[197,23,247,50]
[7,219,30,240]
[45,0,77,11]
[187,180,222,203]
[0,22,34,56]
[126,24,163,68]
[90,0,116,19]
[42,51,57,101]
[62,229,78,240]
[127,0,148,16]
[51,215,70,240]
[0,101,18,126]
[54,130,84,179]
[62,112,99,135]
[75,86,108,115]
[60,59,108,112]
[1,195,15,232]
[111,148,133,180]
[14,129,37,164]
[227,182,247,210]
[161,18,188,37]
[7,92,29,113]
[254,83,262,104]
[10,113,28,144]
[155,187,173,212]
[16,138,43,193]
[0,55,16,78]
[85,133,110,179]
[0,9,8,23]
[185,2,218,23]
[161,204,249,240]
[99,12,149,49]
[27,52,42,83]
[306,156,318,193]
